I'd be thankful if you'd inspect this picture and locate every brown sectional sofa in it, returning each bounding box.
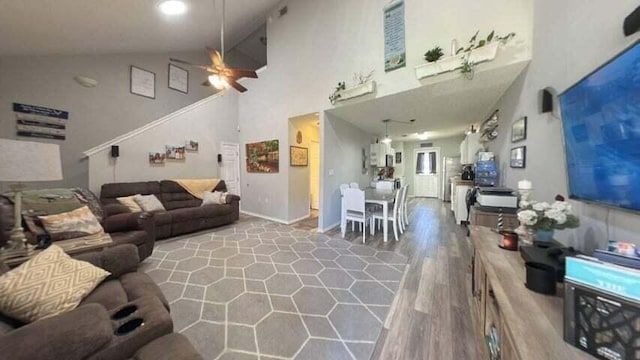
[100,180,240,240]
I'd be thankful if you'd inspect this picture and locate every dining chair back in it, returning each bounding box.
[372,188,403,241]
[349,182,359,189]
[341,188,372,243]
[375,181,394,190]
[340,184,350,195]
[398,185,409,232]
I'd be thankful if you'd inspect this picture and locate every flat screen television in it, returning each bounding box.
[560,41,640,212]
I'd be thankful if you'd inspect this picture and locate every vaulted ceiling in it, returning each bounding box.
[0,0,280,56]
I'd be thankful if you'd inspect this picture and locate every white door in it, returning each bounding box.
[309,141,320,209]
[221,142,240,196]
[414,147,440,198]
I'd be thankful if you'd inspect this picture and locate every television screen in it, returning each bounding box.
[560,41,640,211]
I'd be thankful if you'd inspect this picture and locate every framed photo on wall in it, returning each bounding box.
[511,116,527,142]
[290,146,308,167]
[510,146,526,168]
[130,66,156,99]
[246,140,279,173]
[168,64,188,94]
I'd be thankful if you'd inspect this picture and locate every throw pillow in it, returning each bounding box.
[133,194,165,212]
[202,191,228,206]
[116,195,143,212]
[38,206,104,239]
[0,245,110,323]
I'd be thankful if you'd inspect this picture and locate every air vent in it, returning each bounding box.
[279,6,288,17]
[420,142,434,148]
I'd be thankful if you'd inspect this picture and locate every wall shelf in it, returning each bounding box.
[335,81,376,103]
[415,42,501,80]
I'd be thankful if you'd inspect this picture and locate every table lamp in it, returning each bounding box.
[0,139,63,258]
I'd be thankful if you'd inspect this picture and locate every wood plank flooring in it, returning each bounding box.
[324,198,480,360]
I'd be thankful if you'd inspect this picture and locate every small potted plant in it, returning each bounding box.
[329,81,346,105]
[424,46,444,63]
[517,196,580,242]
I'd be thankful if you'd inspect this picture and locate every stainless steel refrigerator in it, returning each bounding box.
[442,156,461,201]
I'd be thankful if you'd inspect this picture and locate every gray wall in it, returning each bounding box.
[0,51,217,191]
[320,112,375,231]
[402,136,465,196]
[488,0,640,251]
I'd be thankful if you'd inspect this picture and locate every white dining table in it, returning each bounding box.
[341,188,396,242]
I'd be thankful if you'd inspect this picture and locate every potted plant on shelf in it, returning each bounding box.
[424,46,444,63]
[517,195,580,242]
[329,81,346,104]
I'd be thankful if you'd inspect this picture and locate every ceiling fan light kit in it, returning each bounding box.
[158,0,188,15]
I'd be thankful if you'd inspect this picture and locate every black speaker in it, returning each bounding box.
[217,154,222,163]
[541,89,553,113]
[111,145,119,158]
[623,5,640,36]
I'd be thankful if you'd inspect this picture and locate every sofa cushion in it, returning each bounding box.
[117,195,143,212]
[168,207,206,222]
[112,230,148,248]
[38,206,104,240]
[100,181,161,205]
[0,245,110,322]
[154,212,173,226]
[202,191,228,205]
[120,272,169,310]
[80,279,128,310]
[200,204,234,217]
[160,180,229,210]
[134,195,165,212]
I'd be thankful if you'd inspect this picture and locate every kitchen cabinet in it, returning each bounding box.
[370,143,394,167]
[451,179,473,224]
[460,133,483,164]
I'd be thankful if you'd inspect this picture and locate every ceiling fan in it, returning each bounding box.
[170,0,258,93]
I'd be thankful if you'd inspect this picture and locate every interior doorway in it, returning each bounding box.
[414,147,440,198]
[220,142,241,196]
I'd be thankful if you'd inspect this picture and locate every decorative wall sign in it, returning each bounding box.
[149,152,166,164]
[246,140,279,173]
[296,131,302,144]
[185,140,199,152]
[168,64,188,94]
[510,146,526,168]
[130,66,156,99]
[384,0,406,72]
[165,145,186,160]
[512,116,527,142]
[290,146,308,167]
[13,103,68,140]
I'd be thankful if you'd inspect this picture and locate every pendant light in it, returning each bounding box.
[381,119,392,144]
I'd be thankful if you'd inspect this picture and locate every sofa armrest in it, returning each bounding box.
[103,211,154,233]
[226,194,241,204]
[103,203,131,217]
[0,303,112,360]
[75,244,140,278]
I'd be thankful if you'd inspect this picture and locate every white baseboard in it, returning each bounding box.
[320,221,340,233]
[240,210,311,225]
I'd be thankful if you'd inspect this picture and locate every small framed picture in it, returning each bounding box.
[395,151,402,164]
[185,140,199,152]
[166,145,186,160]
[149,152,166,164]
[130,66,155,99]
[510,146,526,168]
[511,116,527,142]
[168,64,189,94]
[290,146,308,167]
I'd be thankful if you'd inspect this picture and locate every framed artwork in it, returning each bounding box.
[511,116,527,142]
[168,64,188,94]
[130,66,155,99]
[510,146,526,168]
[149,152,166,164]
[185,140,199,152]
[246,140,279,173]
[165,145,186,160]
[290,146,308,166]
[395,151,402,164]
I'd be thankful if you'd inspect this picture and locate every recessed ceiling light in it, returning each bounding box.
[159,0,187,15]
[417,132,429,140]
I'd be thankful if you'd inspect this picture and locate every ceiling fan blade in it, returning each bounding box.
[227,78,248,93]
[206,47,224,68]
[170,58,209,71]
[229,68,258,79]
[202,80,210,87]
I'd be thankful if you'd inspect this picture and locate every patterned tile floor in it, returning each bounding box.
[140,216,408,360]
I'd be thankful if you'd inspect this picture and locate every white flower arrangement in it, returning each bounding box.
[517,199,579,231]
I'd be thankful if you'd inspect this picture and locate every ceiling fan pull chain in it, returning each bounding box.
[221,0,225,62]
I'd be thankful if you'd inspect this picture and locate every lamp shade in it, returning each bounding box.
[0,139,63,182]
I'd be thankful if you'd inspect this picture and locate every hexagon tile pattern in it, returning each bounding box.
[142,216,408,360]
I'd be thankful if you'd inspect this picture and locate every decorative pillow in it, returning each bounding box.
[116,195,142,212]
[202,191,228,206]
[38,206,104,239]
[0,245,110,323]
[133,194,165,212]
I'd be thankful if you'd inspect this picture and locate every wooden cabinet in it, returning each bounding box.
[470,206,519,230]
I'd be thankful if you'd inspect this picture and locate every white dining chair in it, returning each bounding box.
[371,188,402,241]
[403,184,410,227]
[376,181,394,190]
[397,185,409,233]
[341,188,372,243]
[349,182,359,189]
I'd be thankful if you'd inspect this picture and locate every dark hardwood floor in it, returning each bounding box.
[325,198,480,360]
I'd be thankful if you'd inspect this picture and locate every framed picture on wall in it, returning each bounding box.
[130,66,155,99]
[290,146,308,167]
[510,146,526,168]
[168,64,188,94]
[511,116,527,142]
[246,140,279,173]
[395,151,402,164]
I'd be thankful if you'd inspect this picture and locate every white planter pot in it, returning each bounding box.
[469,42,500,64]
[336,81,376,102]
[415,54,463,80]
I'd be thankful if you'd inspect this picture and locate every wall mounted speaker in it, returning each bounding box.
[624,5,640,36]
[217,154,222,163]
[541,89,553,113]
[111,145,119,158]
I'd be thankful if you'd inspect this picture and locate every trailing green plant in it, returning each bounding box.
[424,46,444,62]
[460,54,474,79]
[455,30,516,55]
[329,81,346,104]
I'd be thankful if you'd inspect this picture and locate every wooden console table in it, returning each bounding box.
[3,233,113,268]
[469,226,594,359]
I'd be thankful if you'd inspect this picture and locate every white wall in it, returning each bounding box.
[0,51,217,191]
[238,0,533,222]
[319,112,374,231]
[488,0,640,251]
[87,92,239,194]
